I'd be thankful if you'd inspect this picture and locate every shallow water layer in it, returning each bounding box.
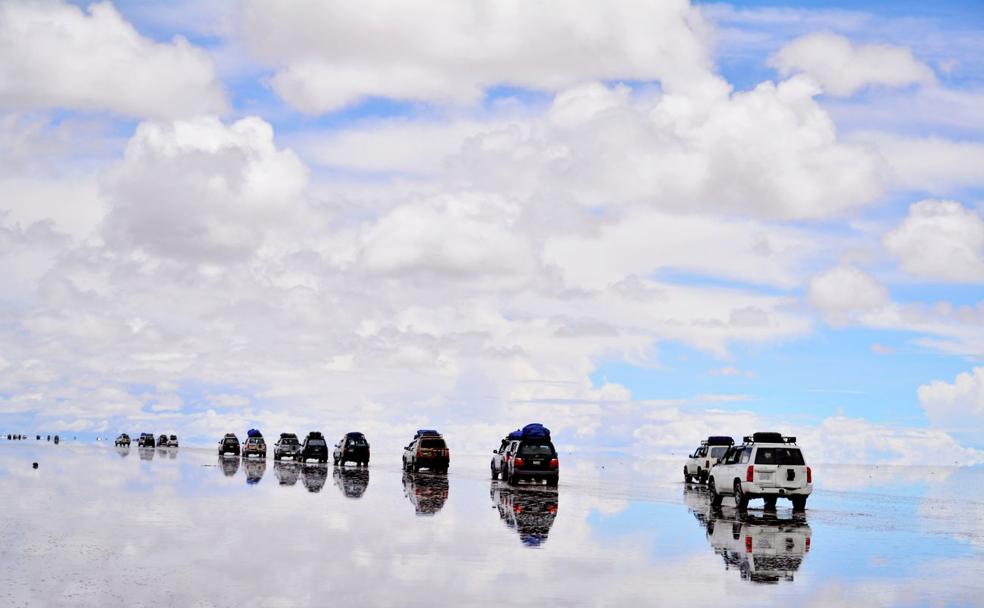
[1,442,982,607]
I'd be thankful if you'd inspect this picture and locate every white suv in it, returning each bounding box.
[684,436,734,483]
[708,433,812,511]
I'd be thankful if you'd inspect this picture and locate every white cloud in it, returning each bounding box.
[918,367,984,431]
[852,133,984,193]
[0,0,225,118]
[883,200,984,283]
[240,0,719,113]
[807,265,889,326]
[769,32,935,97]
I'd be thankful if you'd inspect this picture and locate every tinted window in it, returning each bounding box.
[347,439,368,447]
[519,443,555,456]
[281,437,298,445]
[709,446,728,459]
[308,439,327,447]
[420,438,446,448]
[755,448,805,465]
[726,449,742,465]
[740,447,751,464]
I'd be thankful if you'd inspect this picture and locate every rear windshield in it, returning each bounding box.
[755,447,805,466]
[307,439,326,447]
[420,438,446,448]
[223,438,238,444]
[519,442,555,456]
[709,446,728,459]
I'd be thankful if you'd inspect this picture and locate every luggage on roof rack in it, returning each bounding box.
[505,423,552,441]
[706,435,734,446]
[743,432,794,444]
[247,428,262,438]
[346,431,365,438]
[415,429,440,438]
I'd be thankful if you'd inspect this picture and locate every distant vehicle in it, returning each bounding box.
[273,433,300,460]
[218,433,241,456]
[301,462,328,492]
[53,435,60,444]
[138,433,155,448]
[242,431,266,459]
[156,434,168,447]
[402,471,449,515]
[333,466,370,498]
[709,433,812,511]
[499,424,559,486]
[490,483,559,547]
[402,430,449,473]
[243,457,266,484]
[295,432,328,463]
[115,433,131,447]
[333,432,370,466]
[490,436,510,480]
[166,435,178,448]
[685,436,734,483]
[274,460,301,486]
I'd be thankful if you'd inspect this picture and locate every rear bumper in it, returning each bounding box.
[512,469,559,480]
[416,457,449,468]
[741,482,812,496]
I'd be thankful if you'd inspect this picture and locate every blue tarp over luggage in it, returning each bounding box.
[247,428,262,438]
[415,429,440,438]
[507,423,551,441]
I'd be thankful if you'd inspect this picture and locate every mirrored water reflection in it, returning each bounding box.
[402,471,448,515]
[115,446,130,458]
[138,446,154,461]
[1,445,983,606]
[243,457,266,485]
[218,454,239,477]
[333,466,369,499]
[490,481,558,547]
[274,460,300,486]
[301,462,328,493]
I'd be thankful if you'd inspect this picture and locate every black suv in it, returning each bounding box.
[157,434,168,447]
[137,433,155,448]
[333,432,370,466]
[218,433,241,456]
[296,432,328,463]
[502,438,559,486]
[274,433,301,460]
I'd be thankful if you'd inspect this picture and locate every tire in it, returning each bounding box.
[763,497,778,511]
[734,481,749,510]
[491,465,499,480]
[791,496,807,512]
[412,459,420,473]
[700,470,709,484]
[709,478,723,507]
[333,456,339,466]
[546,477,558,487]
[684,468,692,483]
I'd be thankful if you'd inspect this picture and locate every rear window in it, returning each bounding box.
[308,439,326,447]
[347,439,368,447]
[281,437,298,445]
[420,438,446,448]
[224,437,238,444]
[755,448,805,466]
[519,442,555,456]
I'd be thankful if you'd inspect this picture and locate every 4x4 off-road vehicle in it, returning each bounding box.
[499,424,559,486]
[402,430,449,473]
[218,433,241,456]
[115,433,131,447]
[138,433,156,448]
[708,433,812,512]
[333,431,370,466]
[273,433,300,460]
[685,436,734,483]
[242,429,266,459]
[296,432,328,463]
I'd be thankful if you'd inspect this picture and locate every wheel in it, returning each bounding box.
[333,456,339,466]
[734,481,749,510]
[508,471,518,485]
[491,465,499,480]
[791,496,807,512]
[709,478,723,507]
[412,459,420,473]
[763,497,778,511]
[546,477,558,487]
[684,468,692,483]
[699,470,708,484]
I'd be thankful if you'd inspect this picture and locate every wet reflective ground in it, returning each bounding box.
[1,443,982,607]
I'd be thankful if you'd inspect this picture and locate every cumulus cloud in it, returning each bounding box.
[918,367,984,431]
[850,133,984,193]
[808,265,889,326]
[883,200,984,283]
[240,0,719,113]
[770,32,935,97]
[102,116,310,262]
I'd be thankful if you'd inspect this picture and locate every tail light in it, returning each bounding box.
[807,466,812,483]
[549,458,559,469]
[513,504,523,514]
[746,465,754,482]
[805,537,811,552]
[745,536,753,553]
[705,460,710,469]
[547,504,557,515]
[514,457,525,469]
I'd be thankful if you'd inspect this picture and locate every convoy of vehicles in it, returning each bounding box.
[402,430,449,473]
[138,433,155,448]
[707,433,812,512]
[685,436,734,484]
[333,432,370,466]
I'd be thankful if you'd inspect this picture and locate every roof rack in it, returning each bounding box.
[743,433,796,444]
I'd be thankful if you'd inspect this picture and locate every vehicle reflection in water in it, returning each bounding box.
[138,447,155,461]
[402,471,448,516]
[684,486,812,584]
[115,446,130,458]
[301,463,328,493]
[218,454,240,477]
[167,448,177,460]
[274,460,301,486]
[490,482,558,547]
[243,457,266,485]
[333,466,370,499]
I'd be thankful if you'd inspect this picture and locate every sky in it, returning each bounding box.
[0,0,983,463]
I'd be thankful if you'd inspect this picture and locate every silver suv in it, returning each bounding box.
[708,433,812,511]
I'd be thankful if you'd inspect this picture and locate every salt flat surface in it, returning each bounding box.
[1,441,982,607]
